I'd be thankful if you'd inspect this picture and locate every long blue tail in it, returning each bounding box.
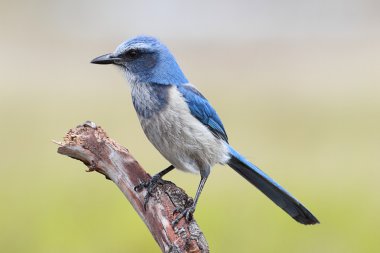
[227,146,319,225]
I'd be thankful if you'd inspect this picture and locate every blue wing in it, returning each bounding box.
[177,84,228,142]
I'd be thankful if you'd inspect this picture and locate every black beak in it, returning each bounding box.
[91,53,121,65]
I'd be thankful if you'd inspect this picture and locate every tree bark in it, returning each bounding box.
[55,122,209,253]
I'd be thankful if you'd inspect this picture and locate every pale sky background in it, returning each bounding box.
[1,0,379,99]
[1,0,379,41]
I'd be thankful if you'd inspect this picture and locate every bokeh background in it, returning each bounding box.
[1,1,379,252]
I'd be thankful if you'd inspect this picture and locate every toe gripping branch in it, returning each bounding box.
[133,172,195,226]
[134,174,168,210]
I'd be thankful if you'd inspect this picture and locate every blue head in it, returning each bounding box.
[91,36,188,85]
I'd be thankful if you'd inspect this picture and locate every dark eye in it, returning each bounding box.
[125,49,141,60]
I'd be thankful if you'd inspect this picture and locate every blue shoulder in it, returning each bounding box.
[177,84,228,142]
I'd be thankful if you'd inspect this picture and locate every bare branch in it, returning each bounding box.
[56,122,209,253]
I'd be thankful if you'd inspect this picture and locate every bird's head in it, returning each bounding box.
[91,35,188,85]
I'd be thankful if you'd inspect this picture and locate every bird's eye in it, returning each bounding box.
[125,49,141,59]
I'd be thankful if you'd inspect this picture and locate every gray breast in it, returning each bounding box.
[131,83,171,119]
[133,84,230,174]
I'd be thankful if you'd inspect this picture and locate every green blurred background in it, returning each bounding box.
[1,1,379,252]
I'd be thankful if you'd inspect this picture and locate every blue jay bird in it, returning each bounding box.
[91,35,319,225]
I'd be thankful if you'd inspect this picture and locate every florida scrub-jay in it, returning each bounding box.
[91,36,319,225]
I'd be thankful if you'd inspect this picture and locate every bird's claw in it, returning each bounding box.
[172,206,184,215]
[134,179,147,192]
[134,175,165,210]
[172,205,195,226]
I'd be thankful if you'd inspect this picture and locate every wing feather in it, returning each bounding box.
[177,84,228,142]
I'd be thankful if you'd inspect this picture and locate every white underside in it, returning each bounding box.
[133,84,230,175]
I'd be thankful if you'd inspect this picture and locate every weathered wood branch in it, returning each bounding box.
[56,122,209,253]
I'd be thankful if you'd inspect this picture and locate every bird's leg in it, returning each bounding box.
[134,165,175,210]
[172,174,209,225]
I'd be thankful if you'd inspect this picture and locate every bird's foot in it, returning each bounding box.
[134,174,166,210]
[172,202,195,226]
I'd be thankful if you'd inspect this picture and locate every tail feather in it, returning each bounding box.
[227,146,319,225]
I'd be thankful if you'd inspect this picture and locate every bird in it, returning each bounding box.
[91,35,319,225]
